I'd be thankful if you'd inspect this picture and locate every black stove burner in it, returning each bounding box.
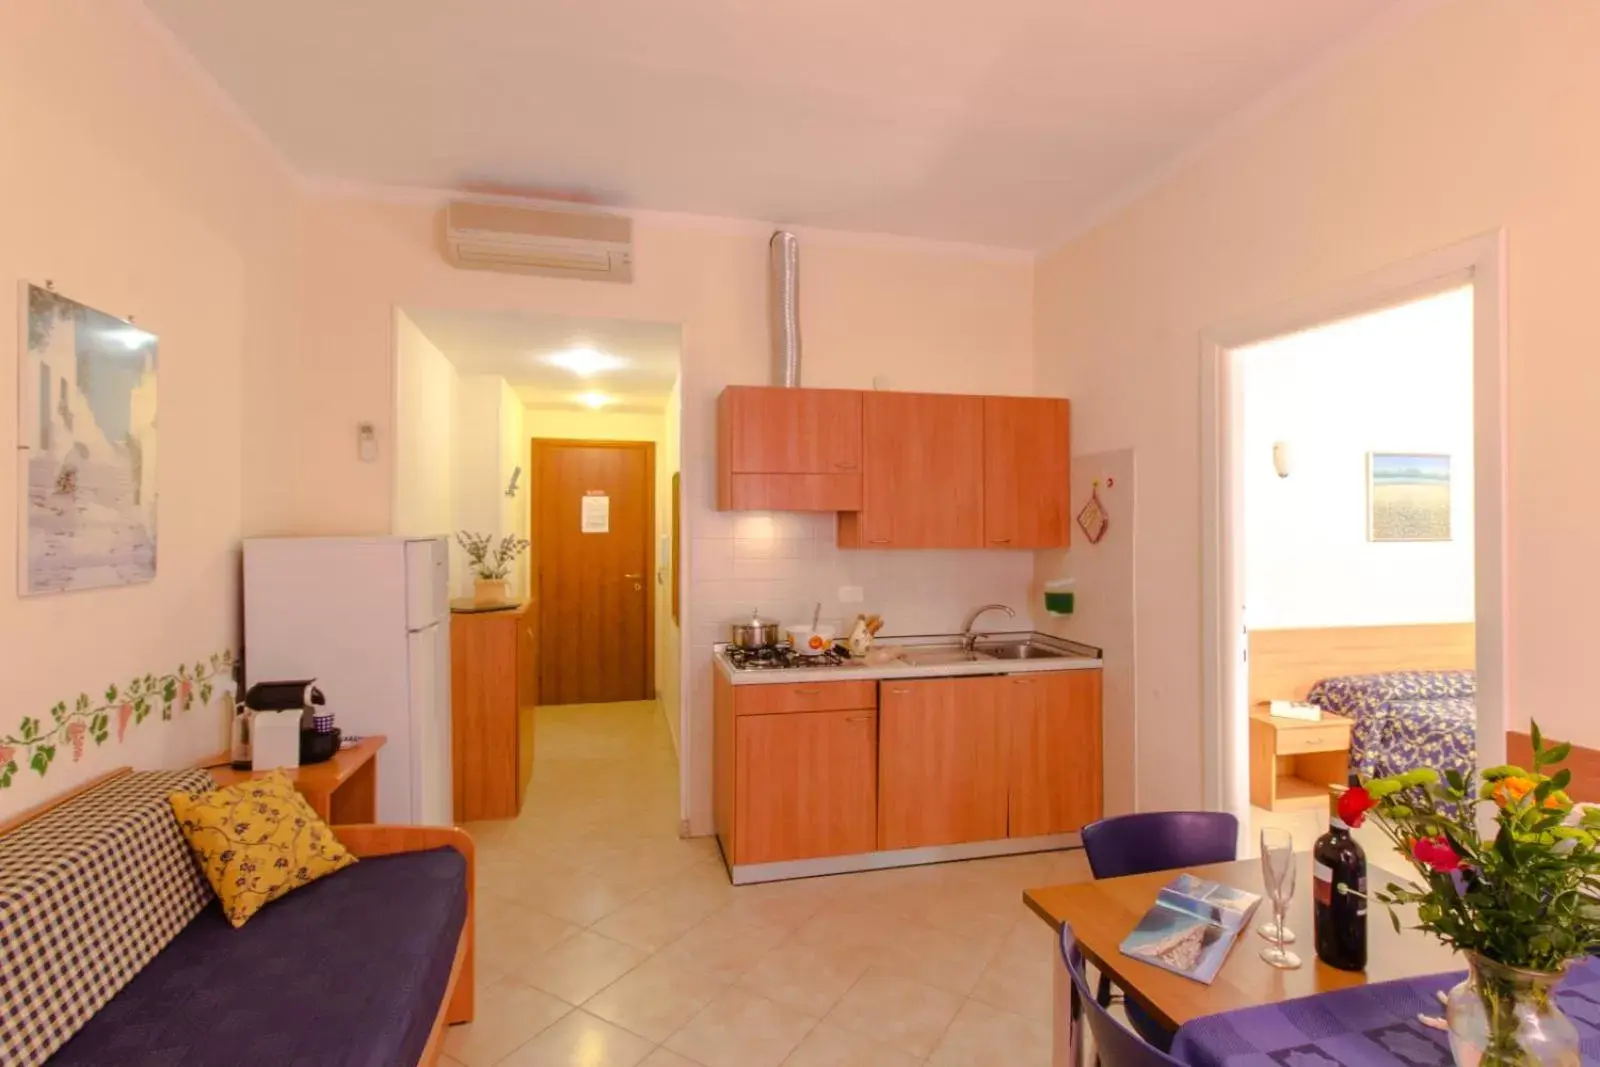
[726,644,847,670]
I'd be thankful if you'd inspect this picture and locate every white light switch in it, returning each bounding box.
[838,585,864,604]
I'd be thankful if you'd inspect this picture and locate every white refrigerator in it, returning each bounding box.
[242,536,453,826]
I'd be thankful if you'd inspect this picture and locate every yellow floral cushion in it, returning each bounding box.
[168,770,356,927]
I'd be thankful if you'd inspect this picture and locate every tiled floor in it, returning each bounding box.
[445,700,1083,1067]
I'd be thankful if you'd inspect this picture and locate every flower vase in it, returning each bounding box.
[473,578,508,605]
[1445,954,1580,1067]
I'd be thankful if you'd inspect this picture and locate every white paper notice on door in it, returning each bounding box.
[581,492,610,534]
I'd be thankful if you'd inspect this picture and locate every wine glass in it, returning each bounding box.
[1258,827,1302,969]
[1256,828,1297,945]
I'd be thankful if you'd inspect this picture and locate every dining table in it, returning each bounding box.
[1024,853,1462,1067]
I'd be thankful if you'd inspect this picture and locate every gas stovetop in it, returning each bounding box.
[724,645,849,670]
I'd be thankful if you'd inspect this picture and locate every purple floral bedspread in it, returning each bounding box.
[1305,671,1476,784]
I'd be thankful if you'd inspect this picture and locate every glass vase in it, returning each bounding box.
[1445,953,1580,1067]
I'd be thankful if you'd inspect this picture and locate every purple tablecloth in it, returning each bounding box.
[1170,957,1600,1067]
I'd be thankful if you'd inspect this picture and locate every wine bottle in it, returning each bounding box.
[1313,810,1367,971]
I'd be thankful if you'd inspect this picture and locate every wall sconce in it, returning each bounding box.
[1272,441,1293,479]
[505,466,522,497]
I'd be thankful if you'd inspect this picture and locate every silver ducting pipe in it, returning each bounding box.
[770,231,801,387]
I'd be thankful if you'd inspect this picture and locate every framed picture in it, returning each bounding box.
[19,283,159,594]
[1367,452,1450,542]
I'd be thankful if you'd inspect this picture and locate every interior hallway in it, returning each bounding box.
[448,699,1080,1067]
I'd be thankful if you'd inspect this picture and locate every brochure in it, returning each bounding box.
[1118,873,1262,984]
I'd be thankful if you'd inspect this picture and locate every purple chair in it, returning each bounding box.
[1061,923,1187,1067]
[1079,810,1239,1051]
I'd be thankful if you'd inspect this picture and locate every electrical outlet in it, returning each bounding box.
[838,585,864,604]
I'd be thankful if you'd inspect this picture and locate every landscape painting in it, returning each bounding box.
[1368,452,1450,542]
[20,283,158,594]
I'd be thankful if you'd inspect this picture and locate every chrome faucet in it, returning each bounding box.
[961,603,1016,652]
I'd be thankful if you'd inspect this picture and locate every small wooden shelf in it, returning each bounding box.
[1249,707,1351,812]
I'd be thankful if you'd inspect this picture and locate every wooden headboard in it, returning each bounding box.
[1248,623,1476,707]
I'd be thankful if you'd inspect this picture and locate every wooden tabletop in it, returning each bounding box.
[1024,854,1459,1031]
[201,735,386,791]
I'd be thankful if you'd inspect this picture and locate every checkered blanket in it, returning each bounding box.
[0,769,213,1066]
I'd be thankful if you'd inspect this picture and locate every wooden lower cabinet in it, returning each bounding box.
[450,604,536,821]
[878,677,1010,850]
[1005,670,1103,837]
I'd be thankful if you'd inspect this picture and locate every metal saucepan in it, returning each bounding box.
[730,609,781,649]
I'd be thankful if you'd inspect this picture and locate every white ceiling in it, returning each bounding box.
[144,0,1400,249]
[406,308,681,411]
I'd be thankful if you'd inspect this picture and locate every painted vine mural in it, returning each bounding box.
[0,650,235,790]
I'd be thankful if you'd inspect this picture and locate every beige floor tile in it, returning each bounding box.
[473,901,582,986]
[736,940,872,1018]
[927,997,1051,1067]
[822,970,964,1058]
[966,920,1056,1023]
[520,856,655,926]
[656,909,791,981]
[869,916,998,996]
[781,1022,923,1067]
[590,875,733,952]
[638,1050,707,1067]
[497,1009,656,1067]
[438,1055,469,1067]
[663,987,819,1067]
[515,930,649,1006]
[584,955,728,1043]
[441,980,571,1067]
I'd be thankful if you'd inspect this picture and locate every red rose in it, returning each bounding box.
[1411,835,1463,872]
[1338,785,1376,828]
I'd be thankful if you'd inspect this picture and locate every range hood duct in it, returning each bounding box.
[770,231,801,387]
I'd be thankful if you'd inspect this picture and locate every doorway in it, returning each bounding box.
[533,438,655,705]
[1199,233,1508,843]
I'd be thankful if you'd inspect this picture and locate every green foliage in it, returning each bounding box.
[1365,722,1600,973]
[456,530,531,580]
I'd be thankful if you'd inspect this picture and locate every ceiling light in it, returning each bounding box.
[576,391,613,410]
[545,346,625,377]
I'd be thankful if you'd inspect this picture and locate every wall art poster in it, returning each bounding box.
[1367,452,1451,542]
[19,283,158,594]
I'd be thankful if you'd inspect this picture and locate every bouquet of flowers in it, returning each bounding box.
[1338,723,1600,1066]
[456,531,530,580]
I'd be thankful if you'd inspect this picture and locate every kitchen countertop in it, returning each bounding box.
[714,631,1103,685]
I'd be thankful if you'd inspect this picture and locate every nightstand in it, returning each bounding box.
[1248,706,1352,812]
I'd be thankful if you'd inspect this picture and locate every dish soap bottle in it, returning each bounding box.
[1313,802,1368,971]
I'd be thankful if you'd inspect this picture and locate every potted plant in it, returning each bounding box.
[1339,724,1600,1067]
[456,531,530,605]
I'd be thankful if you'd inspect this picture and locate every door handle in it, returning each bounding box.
[623,573,642,579]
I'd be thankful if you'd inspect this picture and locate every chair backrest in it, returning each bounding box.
[1080,810,1239,880]
[1060,924,1187,1067]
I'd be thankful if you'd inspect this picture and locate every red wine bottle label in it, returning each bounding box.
[1313,862,1332,906]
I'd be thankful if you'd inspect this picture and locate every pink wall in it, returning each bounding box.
[0,1,301,818]
[1034,2,1600,807]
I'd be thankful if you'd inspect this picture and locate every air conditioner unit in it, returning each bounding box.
[442,201,633,282]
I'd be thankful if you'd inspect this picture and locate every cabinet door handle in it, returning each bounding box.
[1013,677,1036,686]
[887,688,910,695]
[989,538,1013,544]
[834,460,858,469]
[869,537,891,545]
[792,687,822,696]
[845,713,872,722]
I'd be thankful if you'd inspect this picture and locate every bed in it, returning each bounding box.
[1305,670,1476,785]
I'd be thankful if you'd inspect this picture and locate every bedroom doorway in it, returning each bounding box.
[1200,233,1508,856]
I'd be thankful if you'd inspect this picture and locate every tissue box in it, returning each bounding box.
[251,709,303,770]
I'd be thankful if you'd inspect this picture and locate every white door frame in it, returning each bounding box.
[1199,232,1508,823]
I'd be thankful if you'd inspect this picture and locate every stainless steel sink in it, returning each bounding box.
[905,647,994,666]
[971,641,1067,661]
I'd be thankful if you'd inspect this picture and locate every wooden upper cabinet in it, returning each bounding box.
[717,386,863,511]
[877,676,1009,850]
[838,392,985,549]
[1006,669,1102,838]
[984,397,1070,549]
[733,708,878,865]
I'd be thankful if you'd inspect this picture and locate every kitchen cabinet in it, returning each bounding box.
[984,397,1071,549]
[837,392,985,549]
[877,676,1009,849]
[714,672,878,865]
[1005,670,1102,837]
[450,603,536,821]
[717,386,863,511]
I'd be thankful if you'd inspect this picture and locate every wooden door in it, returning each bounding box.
[839,392,984,548]
[878,677,1008,849]
[1006,670,1103,837]
[533,440,654,705]
[734,708,877,865]
[984,397,1070,548]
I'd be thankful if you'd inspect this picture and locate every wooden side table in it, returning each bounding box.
[1248,708,1351,812]
[199,736,386,823]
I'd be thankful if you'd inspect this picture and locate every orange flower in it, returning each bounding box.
[1493,776,1564,810]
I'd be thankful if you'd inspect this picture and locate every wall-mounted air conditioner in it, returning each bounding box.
[442,201,633,282]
